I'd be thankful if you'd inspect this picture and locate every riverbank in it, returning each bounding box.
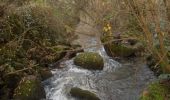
[0,0,80,99]
[43,14,156,99]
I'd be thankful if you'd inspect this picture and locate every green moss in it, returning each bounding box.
[140,82,170,100]
[70,87,100,100]
[74,52,104,70]
[13,76,45,100]
[14,79,36,99]
[110,44,135,57]
[101,36,135,57]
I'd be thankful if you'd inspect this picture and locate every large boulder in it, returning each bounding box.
[74,52,104,70]
[70,87,100,100]
[104,43,135,57]
[101,35,143,57]
[13,76,46,100]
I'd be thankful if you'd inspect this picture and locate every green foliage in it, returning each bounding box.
[0,1,80,99]
[140,82,170,100]
[13,76,45,100]
[0,0,80,69]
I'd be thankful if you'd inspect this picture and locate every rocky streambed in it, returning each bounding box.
[43,36,156,100]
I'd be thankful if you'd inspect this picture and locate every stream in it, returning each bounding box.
[43,35,155,100]
[43,17,156,100]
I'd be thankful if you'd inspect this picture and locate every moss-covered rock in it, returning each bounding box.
[101,35,143,57]
[70,87,100,100]
[140,82,170,100]
[13,76,46,100]
[105,43,135,57]
[74,52,104,70]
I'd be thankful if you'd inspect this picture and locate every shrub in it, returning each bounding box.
[0,0,80,73]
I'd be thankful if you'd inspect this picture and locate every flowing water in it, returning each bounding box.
[43,36,155,100]
[43,20,155,100]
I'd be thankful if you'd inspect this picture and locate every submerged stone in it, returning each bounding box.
[70,87,100,100]
[74,52,104,70]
